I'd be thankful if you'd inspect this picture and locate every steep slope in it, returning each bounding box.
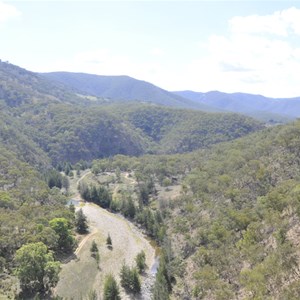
[41,72,216,111]
[0,60,90,107]
[18,103,149,166]
[164,120,300,299]
[88,120,300,299]
[0,132,74,298]
[1,60,297,299]
[0,61,263,166]
[174,90,299,121]
[119,104,263,154]
[15,102,262,166]
[0,102,51,169]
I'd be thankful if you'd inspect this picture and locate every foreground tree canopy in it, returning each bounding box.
[15,242,60,294]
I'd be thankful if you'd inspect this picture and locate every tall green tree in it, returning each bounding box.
[135,250,146,273]
[120,263,141,294]
[15,242,60,293]
[152,252,171,299]
[106,233,112,249]
[49,218,74,252]
[152,275,169,300]
[98,186,112,208]
[90,186,98,203]
[120,263,131,291]
[75,208,88,234]
[131,268,141,294]
[61,176,70,193]
[103,274,120,300]
[123,197,136,219]
[90,240,100,265]
[46,170,62,189]
[138,184,150,206]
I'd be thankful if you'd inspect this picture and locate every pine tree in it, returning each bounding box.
[124,197,136,219]
[90,240,98,254]
[120,263,141,294]
[75,208,88,234]
[135,250,146,273]
[91,186,98,203]
[152,275,169,300]
[152,252,171,299]
[90,240,100,265]
[120,263,131,290]
[131,268,141,293]
[103,274,120,300]
[106,233,112,249]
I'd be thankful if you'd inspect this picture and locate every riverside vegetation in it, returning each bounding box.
[1,61,300,299]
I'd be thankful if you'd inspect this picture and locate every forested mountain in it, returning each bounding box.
[163,119,300,299]
[94,120,300,299]
[1,60,297,299]
[41,72,216,111]
[0,120,73,298]
[0,61,262,166]
[0,109,50,169]
[174,90,300,122]
[15,102,261,165]
[119,104,262,154]
[0,60,90,107]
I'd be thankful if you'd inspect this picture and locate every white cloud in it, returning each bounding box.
[31,7,300,98]
[38,49,167,83]
[149,47,164,57]
[0,1,21,23]
[280,7,300,35]
[229,7,300,36]
[42,50,133,75]
[187,7,300,97]
[230,13,287,36]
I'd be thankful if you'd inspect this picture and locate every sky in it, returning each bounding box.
[1,1,300,98]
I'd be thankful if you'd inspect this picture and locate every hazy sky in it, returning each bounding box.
[1,1,300,97]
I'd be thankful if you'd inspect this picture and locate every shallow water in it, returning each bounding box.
[150,256,160,275]
[67,199,80,206]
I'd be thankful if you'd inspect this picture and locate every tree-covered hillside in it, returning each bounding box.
[0,60,89,107]
[0,105,50,169]
[41,71,216,111]
[165,120,300,299]
[0,60,287,299]
[17,103,149,165]
[0,140,74,297]
[119,104,263,154]
[92,120,300,299]
[0,61,263,165]
[11,102,262,165]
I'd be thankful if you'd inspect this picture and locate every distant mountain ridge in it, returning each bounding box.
[42,71,300,122]
[174,90,300,121]
[41,72,217,112]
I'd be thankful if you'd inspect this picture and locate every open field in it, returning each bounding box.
[55,202,156,299]
[55,169,183,299]
[55,171,158,299]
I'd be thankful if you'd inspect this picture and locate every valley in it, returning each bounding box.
[55,203,156,300]
[1,60,300,299]
[55,171,157,300]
